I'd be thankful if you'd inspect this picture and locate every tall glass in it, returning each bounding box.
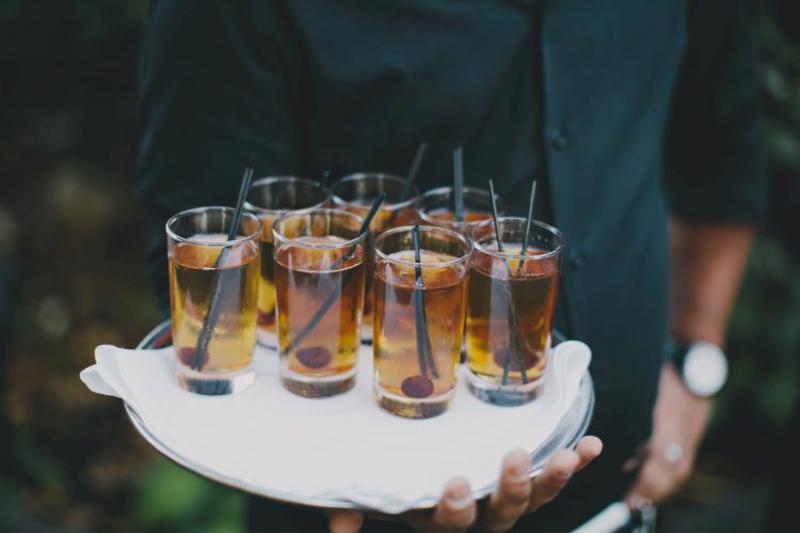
[466,218,564,405]
[418,186,505,235]
[245,177,330,348]
[273,208,367,397]
[166,207,261,395]
[331,173,419,343]
[419,186,506,360]
[373,225,471,418]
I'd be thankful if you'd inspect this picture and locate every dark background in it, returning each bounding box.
[1,1,798,531]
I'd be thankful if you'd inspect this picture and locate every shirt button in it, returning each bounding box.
[549,128,569,150]
[568,248,586,269]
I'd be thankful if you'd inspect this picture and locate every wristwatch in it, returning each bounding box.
[667,338,729,398]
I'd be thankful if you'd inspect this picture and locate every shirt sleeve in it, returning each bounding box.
[134,0,302,309]
[663,0,768,225]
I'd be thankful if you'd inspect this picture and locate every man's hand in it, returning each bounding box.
[328,436,603,533]
[625,363,710,507]
[625,221,755,508]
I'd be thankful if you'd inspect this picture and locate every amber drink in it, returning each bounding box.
[245,177,330,348]
[466,218,564,405]
[373,225,470,418]
[273,208,367,397]
[332,173,420,343]
[167,207,261,395]
[418,186,505,235]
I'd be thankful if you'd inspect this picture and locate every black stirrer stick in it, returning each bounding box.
[516,180,537,275]
[488,180,529,385]
[411,224,438,379]
[453,147,465,223]
[321,169,332,187]
[488,179,504,254]
[281,192,386,355]
[400,142,430,200]
[330,191,386,270]
[190,167,255,370]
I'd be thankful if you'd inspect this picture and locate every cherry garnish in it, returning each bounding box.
[493,346,538,371]
[296,346,332,369]
[178,347,196,366]
[258,310,276,327]
[401,375,434,398]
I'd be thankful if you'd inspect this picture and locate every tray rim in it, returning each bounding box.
[128,319,595,511]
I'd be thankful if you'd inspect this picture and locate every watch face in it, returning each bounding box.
[683,341,728,397]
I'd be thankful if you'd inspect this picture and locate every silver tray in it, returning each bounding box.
[127,320,595,511]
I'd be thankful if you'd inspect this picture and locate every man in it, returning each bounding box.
[136,1,766,531]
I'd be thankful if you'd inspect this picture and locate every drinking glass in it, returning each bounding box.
[466,217,564,405]
[273,208,367,397]
[331,173,419,342]
[245,176,330,348]
[167,207,261,395]
[418,186,505,235]
[373,225,471,418]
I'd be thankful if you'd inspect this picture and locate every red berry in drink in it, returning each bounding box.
[296,346,333,369]
[401,375,434,398]
[258,310,276,327]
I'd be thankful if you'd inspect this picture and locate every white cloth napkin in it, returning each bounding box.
[80,341,590,513]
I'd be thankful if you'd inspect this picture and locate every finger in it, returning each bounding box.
[426,477,477,532]
[622,442,649,473]
[621,455,641,473]
[328,510,365,533]
[484,449,532,532]
[625,489,651,512]
[575,436,603,472]
[527,449,579,513]
[625,460,671,508]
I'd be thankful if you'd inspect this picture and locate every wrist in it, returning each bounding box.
[653,365,712,459]
[669,320,726,348]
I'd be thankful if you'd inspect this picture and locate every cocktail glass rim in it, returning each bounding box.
[272,207,367,251]
[417,185,506,227]
[166,206,261,248]
[244,175,331,215]
[374,224,472,269]
[470,216,565,262]
[331,172,419,211]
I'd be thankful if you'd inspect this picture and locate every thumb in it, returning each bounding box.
[328,510,365,533]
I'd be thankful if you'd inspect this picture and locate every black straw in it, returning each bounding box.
[321,169,332,187]
[191,167,255,370]
[516,180,537,275]
[488,179,528,385]
[281,192,386,355]
[411,224,438,379]
[339,191,386,266]
[453,147,465,223]
[401,142,429,199]
[488,180,505,253]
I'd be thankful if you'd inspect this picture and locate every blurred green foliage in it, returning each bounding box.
[0,1,798,532]
[0,1,249,531]
[715,5,800,440]
[134,462,245,532]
